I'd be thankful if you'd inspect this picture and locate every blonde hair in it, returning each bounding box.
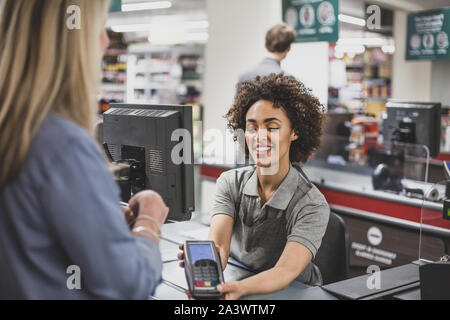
[0,0,111,188]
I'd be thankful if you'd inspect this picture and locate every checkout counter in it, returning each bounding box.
[152,221,337,300]
[199,158,450,280]
[190,156,450,300]
[153,220,440,300]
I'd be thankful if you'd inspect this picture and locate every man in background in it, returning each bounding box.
[238,23,297,83]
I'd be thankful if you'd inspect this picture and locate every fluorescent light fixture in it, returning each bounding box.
[185,20,209,29]
[111,20,208,33]
[122,1,172,12]
[335,50,344,59]
[338,14,366,27]
[185,32,209,42]
[335,44,366,54]
[338,38,385,46]
[382,45,396,54]
[363,38,384,46]
[111,24,152,33]
[147,31,209,45]
[148,30,185,45]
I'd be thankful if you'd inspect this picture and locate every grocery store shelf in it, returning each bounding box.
[101,83,127,92]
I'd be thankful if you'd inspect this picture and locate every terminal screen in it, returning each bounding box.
[189,244,214,263]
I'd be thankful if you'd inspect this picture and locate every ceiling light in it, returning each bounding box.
[111,24,152,33]
[382,45,396,54]
[122,1,172,12]
[148,30,185,45]
[185,32,209,42]
[111,20,209,33]
[338,14,366,27]
[335,51,344,59]
[147,31,209,45]
[185,20,209,29]
[335,44,366,54]
[338,38,385,46]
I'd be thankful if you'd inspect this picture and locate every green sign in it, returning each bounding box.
[406,8,450,61]
[109,0,122,13]
[282,0,339,43]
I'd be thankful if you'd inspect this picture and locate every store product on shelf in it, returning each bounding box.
[126,47,204,105]
[348,115,380,165]
[99,30,128,113]
[329,45,393,117]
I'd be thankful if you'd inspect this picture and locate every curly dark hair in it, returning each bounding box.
[226,73,326,163]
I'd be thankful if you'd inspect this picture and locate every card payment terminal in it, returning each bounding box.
[184,241,224,299]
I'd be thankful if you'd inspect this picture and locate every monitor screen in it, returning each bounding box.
[103,104,195,222]
[383,100,441,158]
[189,244,214,263]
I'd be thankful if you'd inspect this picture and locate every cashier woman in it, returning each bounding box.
[180,74,330,300]
[0,0,168,299]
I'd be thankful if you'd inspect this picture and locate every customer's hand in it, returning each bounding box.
[129,190,169,227]
[122,206,135,225]
[177,243,221,268]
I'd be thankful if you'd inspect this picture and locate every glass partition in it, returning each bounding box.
[419,179,450,263]
[308,134,436,195]
[306,133,450,274]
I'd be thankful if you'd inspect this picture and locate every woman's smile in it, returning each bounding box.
[254,144,276,157]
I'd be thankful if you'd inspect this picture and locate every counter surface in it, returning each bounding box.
[302,165,443,211]
[151,221,337,300]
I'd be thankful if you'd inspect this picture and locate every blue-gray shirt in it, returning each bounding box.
[0,114,162,299]
[238,58,283,83]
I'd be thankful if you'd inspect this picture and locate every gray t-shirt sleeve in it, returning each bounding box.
[210,173,236,219]
[287,200,330,259]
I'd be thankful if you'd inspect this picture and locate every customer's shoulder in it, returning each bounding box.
[36,113,95,146]
[17,114,102,188]
[41,113,92,139]
[30,114,99,161]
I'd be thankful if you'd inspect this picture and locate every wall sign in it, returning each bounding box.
[340,214,446,274]
[110,0,122,13]
[367,226,383,246]
[282,0,339,43]
[406,8,450,61]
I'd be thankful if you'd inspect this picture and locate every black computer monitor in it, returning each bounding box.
[383,100,442,158]
[103,104,195,221]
